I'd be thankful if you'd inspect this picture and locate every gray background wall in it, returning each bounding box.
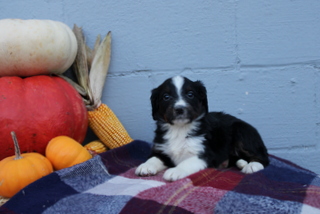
[1,0,320,174]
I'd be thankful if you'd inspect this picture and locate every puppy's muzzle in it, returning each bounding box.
[175,106,185,115]
[173,105,188,119]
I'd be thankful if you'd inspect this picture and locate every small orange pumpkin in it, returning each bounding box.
[0,132,53,198]
[46,136,92,170]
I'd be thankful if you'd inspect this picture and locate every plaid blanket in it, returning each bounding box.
[1,140,320,214]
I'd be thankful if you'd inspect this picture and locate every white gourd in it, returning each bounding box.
[0,19,78,77]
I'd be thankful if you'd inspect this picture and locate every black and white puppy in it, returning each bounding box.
[135,76,269,181]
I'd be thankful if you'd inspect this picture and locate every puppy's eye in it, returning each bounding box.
[186,91,194,99]
[163,93,171,101]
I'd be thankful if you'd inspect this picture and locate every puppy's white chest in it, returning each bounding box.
[159,124,205,166]
[168,137,199,164]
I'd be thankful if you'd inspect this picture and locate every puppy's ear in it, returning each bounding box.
[150,88,160,120]
[195,80,208,113]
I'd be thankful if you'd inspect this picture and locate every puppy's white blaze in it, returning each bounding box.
[241,161,264,174]
[163,156,207,181]
[174,100,187,108]
[172,76,187,108]
[157,121,205,166]
[172,75,184,94]
[135,157,167,176]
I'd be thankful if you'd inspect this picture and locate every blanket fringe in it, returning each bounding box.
[0,196,9,206]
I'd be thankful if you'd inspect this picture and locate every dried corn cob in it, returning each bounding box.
[87,102,133,148]
[84,140,108,155]
[62,25,133,149]
[88,104,132,148]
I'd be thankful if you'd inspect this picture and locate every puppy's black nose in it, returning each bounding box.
[175,106,185,115]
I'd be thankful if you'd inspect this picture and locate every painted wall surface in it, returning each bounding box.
[1,1,319,174]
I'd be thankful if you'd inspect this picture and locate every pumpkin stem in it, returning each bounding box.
[11,131,22,160]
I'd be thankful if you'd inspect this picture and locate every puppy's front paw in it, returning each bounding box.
[135,162,158,177]
[241,162,264,174]
[135,157,167,177]
[163,167,188,181]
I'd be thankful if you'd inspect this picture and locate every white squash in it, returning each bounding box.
[0,19,78,77]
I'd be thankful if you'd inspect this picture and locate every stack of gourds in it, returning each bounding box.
[0,19,132,199]
[0,19,88,160]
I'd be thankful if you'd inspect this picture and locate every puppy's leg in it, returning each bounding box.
[232,121,269,173]
[163,156,207,181]
[135,156,167,177]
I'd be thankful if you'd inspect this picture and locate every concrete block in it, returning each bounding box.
[62,1,237,72]
[237,0,320,65]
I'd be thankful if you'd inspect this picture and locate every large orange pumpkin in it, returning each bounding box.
[0,75,88,160]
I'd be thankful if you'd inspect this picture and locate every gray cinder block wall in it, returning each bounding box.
[1,1,319,174]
